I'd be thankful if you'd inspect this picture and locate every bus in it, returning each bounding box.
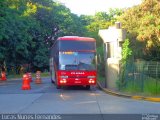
[50,36,97,89]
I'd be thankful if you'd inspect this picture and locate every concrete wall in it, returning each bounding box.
[107,58,120,90]
[99,22,126,90]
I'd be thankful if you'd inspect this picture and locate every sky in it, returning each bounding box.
[57,0,142,15]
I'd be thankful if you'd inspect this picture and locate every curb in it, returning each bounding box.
[97,81,160,102]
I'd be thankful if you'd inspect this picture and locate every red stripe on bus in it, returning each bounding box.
[58,36,96,42]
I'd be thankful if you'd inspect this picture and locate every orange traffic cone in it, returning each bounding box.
[22,74,31,90]
[1,72,7,81]
[35,71,42,84]
[27,72,32,82]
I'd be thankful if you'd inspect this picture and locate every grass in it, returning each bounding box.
[144,78,160,95]
[7,72,50,79]
[121,77,160,96]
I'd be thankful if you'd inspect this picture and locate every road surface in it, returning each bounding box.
[0,78,159,120]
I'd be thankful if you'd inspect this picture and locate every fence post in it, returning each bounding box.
[141,62,144,92]
[156,62,158,94]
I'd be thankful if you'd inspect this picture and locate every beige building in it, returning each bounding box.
[99,22,126,90]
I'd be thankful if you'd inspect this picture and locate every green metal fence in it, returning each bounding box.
[118,60,160,95]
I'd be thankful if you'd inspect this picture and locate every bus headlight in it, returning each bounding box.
[89,79,95,84]
[60,79,67,83]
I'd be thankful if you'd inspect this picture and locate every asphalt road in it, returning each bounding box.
[0,78,160,120]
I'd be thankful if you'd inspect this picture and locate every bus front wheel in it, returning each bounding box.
[86,85,90,90]
[51,80,55,84]
[56,85,61,89]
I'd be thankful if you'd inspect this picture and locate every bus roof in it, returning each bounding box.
[57,36,96,42]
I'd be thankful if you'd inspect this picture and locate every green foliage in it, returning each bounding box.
[80,9,122,77]
[121,39,132,64]
[118,0,160,60]
[118,39,132,89]
[80,9,123,47]
[0,0,123,74]
[122,78,160,96]
[0,0,86,73]
[7,72,50,79]
[97,46,105,77]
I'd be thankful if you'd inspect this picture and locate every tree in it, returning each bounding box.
[119,0,160,60]
[0,0,87,73]
[81,9,123,47]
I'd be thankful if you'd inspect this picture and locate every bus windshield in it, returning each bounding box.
[59,52,96,70]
